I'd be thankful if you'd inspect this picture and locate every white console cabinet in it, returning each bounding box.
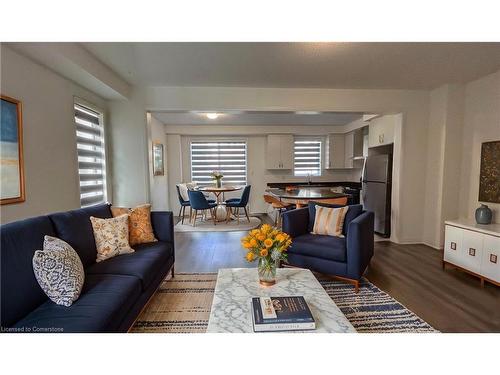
[443,219,500,287]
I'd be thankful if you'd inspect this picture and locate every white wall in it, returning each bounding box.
[147,114,169,210]
[0,45,108,224]
[107,88,150,207]
[423,86,448,247]
[459,70,500,223]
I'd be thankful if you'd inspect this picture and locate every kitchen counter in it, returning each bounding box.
[266,181,362,189]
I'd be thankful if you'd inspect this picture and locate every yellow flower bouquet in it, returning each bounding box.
[241,224,292,286]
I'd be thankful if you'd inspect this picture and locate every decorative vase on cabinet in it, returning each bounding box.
[475,204,492,224]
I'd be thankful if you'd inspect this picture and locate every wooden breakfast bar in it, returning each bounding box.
[266,187,350,208]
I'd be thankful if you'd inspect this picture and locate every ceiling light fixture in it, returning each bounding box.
[206,113,219,120]
[295,111,320,115]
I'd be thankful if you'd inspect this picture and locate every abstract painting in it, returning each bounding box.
[478,140,499,203]
[153,142,164,176]
[1,95,25,204]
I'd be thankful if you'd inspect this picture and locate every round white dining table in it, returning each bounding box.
[196,185,243,221]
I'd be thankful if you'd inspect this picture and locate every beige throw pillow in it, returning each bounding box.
[90,214,134,262]
[312,205,349,237]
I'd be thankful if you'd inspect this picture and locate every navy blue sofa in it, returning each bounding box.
[0,203,174,333]
[282,204,374,292]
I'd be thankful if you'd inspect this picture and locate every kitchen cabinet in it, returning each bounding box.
[344,130,364,169]
[325,134,345,169]
[266,135,293,169]
[368,115,396,147]
[326,129,364,169]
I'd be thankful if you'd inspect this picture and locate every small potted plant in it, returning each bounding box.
[211,170,224,188]
[241,224,292,286]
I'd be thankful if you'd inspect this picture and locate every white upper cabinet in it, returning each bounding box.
[326,129,364,169]
[266,135,293,169]
[325,134,345,169]
[368,114,396,147]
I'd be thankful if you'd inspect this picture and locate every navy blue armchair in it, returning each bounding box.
[225,185,251,223]
[282,204,374,293]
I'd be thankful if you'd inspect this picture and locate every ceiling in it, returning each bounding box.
[83,42,500,89]
[152,111,363,126]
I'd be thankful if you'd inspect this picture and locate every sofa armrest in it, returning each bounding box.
[346,211,374,280]
[151,211,175,246]
[282,208,310,238]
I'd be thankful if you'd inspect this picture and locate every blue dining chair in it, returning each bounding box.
[176,184,191,224]
[188,190,218,226]
[176,184,215,224]
[225,185,251,223]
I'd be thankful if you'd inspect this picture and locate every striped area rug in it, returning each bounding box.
[319,278,438,333]
[131,273,438,333]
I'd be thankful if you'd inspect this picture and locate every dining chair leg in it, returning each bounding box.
[212,208,217,225]
[178,206,182,221]
[181,206,185,224]
[192,210,197,227]
[236,207,240,224]
[244,206,250,223]
[226,206,232,223]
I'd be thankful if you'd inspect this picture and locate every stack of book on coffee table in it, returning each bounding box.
[251,296,315,332]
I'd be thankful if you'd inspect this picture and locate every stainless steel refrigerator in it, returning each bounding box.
[361,154,392,237]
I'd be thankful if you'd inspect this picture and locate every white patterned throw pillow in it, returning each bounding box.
[90,214,134,262]
[32,236,85,307]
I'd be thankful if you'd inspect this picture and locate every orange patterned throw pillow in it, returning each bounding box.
[111,204,158,246]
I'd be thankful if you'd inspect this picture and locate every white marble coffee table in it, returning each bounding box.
[206,268,356,333]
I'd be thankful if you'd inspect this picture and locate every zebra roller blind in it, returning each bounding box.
[190,141,247,186]
[294,138,322,176]
[74,103,107,207]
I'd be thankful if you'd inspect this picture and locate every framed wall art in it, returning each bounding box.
[478,140,500,203]
[153,142,164,176]
[1,95,25,205]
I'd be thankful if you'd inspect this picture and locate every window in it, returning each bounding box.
[74,103,107,207]
[294,138,322,177]
[190,141,247,186]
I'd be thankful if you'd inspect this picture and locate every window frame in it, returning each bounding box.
[293,136,324,177]
[189,138,248,186]
[73,97,110,207]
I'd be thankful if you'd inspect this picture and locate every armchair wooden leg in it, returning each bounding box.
[244,206,250,223]
[181,206,186,224]
[354,280,359,294]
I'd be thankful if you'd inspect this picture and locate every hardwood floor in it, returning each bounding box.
[173,215,500,332]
